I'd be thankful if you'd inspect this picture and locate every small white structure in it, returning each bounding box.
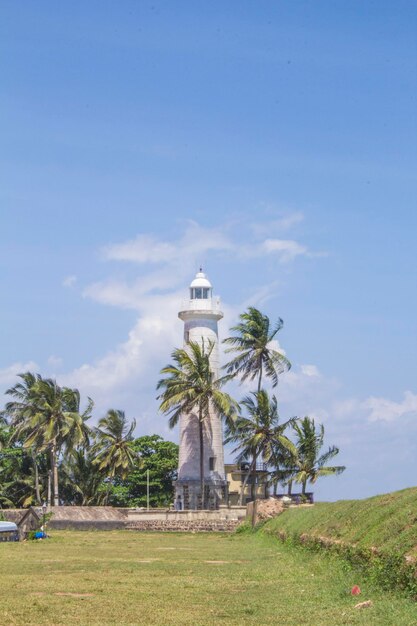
[175,270,227,510]
[0,521,19,542]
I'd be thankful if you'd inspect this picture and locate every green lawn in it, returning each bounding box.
[264,487,417,558]
[1,531,415,625]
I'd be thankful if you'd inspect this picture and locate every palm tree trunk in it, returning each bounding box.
[302,477,307,496]
[250,453,257,501]
[239,459,255,505]
[51,442,59,506]
[47,470,52,506]
[198,407,204,510]
[257,361,263,393]
[105,480,112,505]
[251,452,258,528]
[31,449,41,504]
[287,478,293,496]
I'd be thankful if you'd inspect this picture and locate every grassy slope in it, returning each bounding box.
[1,531,416,625]
[264,487,417,558]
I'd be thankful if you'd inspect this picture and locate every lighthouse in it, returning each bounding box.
[175,270,227,510]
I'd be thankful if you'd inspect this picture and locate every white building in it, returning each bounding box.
[175,270,227,509]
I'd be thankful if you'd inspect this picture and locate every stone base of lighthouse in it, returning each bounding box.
[174,478,228,510]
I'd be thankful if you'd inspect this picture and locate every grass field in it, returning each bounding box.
[264,487,417,558]
[1,530,416,625]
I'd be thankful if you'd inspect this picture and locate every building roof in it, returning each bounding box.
[0,521,18,531]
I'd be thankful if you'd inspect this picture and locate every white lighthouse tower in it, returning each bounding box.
[175,270,227,510]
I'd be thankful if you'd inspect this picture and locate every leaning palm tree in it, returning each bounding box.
[225,390,296,523]
[292,417,346,496]
[157,341,238,509]
[93,410,138,503]
[223,307,291,392]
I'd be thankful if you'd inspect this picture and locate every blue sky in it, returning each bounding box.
[1,1,416,500]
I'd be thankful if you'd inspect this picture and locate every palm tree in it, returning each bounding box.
[223,307,291,392]
[225,390,296,523]
[4,373,46,505]
[4,373,93,506]
[268,445,298,497]
[61,447,107,505]
[93,410,138,503]
[157,341,238,509]
[292,417,346,496]
[60,388,93,456]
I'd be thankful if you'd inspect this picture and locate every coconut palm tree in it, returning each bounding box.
[61,447,107,505]
[4,373,92,506]
[268,444,298,497]
[225,390,296,522]
[157,341,238,509]
[93,410,138,503]
[223,307,291,392]
[292,417,346,496]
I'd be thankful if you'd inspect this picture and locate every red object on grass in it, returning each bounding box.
[351,585,361,596]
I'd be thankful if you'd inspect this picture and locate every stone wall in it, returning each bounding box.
[246,498,285,524]
[126,519,239,532]
[125,506,246,524]
[49,520,127,531]
[1,506,246,533]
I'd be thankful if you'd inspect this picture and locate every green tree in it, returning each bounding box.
[60,447,107,505]
[93,409,138,503]
[292,417,346,495]
[157,341,237,509]
[225,390,296,522]
[4,373,93,506]
[223,307,291,392]
[2,373,43,504]
[110,435,179,507]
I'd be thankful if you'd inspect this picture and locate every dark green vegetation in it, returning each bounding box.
[1,531,415,626]
[0,378,178,507]
[110,435,179,507]
[263,487,417,598]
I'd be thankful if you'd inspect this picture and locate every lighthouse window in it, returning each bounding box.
[191,287,211,299]
[209,457,216,471]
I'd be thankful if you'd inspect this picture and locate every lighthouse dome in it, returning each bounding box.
[190,271,212,289]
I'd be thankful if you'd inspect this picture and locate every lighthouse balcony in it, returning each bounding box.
[180,297,221,312]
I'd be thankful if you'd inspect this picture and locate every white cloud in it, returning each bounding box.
[75,221,324,419]
[102,222,233,265]
[251,211,305,236]
[267,339,287,356]
[0,361,38,388]
[62,292,183,416]
[1,223,322,432]
[62,275,77,288]
[47,355,63,368]
[300,364,320,377]
[262,239,309,262]
[363,391,417,423]
[103,235,177,264]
